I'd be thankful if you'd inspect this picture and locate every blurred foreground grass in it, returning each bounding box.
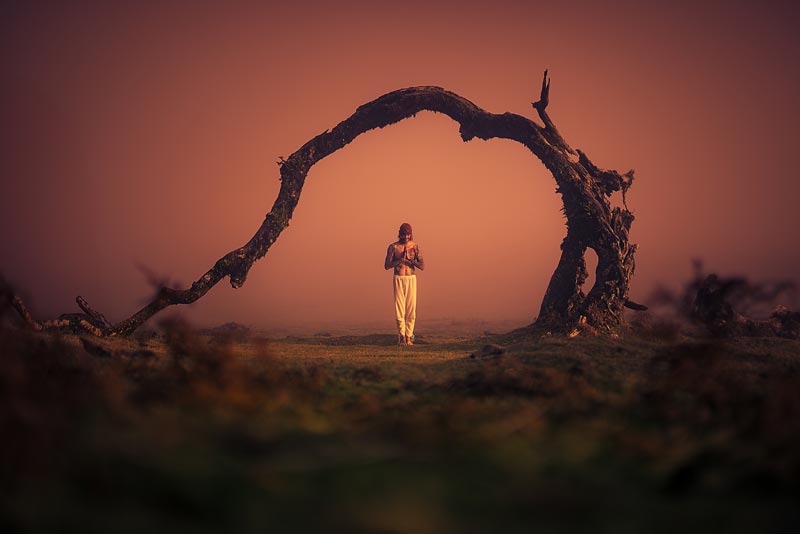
[1,319,799,533]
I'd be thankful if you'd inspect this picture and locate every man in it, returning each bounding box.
[384,223,425,346]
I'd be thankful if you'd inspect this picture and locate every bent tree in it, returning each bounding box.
[7,71,642,336]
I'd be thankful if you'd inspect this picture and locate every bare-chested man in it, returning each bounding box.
[384,222,425,346]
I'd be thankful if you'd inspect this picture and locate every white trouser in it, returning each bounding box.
[393,275,417,338]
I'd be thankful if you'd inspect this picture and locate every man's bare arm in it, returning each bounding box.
[411,246,425,271]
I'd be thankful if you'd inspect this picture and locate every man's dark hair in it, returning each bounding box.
[398,223,413,239]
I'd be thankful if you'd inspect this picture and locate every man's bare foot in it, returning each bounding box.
[405,336,413,346]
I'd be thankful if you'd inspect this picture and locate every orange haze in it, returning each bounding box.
[2,0,799,333]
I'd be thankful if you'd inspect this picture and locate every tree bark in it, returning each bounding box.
[9,71,639,336]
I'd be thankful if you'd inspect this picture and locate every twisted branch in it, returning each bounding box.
[8,74,641,336]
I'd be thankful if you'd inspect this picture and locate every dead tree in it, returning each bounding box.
[8,71,643,336]
[692,274,800,339]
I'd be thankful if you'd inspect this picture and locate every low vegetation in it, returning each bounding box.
[1,316,799,532]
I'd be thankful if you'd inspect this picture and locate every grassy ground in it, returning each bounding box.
[1,320,799,533]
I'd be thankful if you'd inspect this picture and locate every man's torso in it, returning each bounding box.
[390,240,418,276]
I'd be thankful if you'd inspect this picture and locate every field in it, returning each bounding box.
[2,319,799,533]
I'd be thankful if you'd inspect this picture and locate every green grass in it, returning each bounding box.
[1,320,799,533]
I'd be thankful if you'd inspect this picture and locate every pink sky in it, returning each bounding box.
[2,0,799,332]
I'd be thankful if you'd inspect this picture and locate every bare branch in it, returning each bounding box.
[531,69,574,155]
[11,295,43,331]
[76,296,112,329]
[532,68,550,111]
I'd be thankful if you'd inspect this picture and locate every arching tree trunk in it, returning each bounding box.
[537,232,588,329]
[7,71,640,336]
